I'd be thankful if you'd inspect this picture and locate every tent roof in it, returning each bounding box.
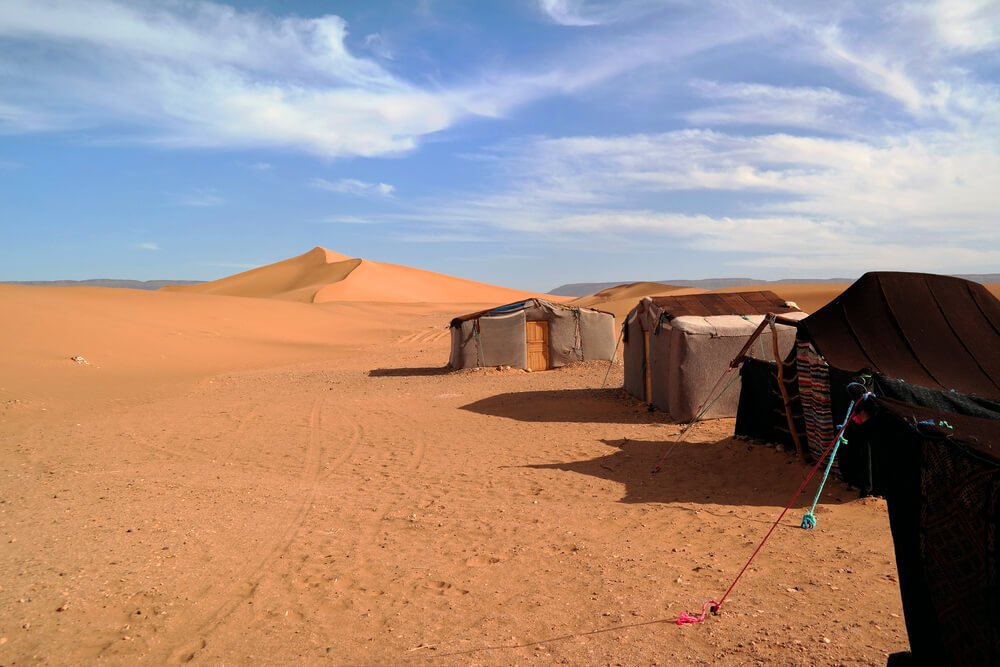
[450,298,611,328]
[631,291,797,320]
[801,272,1000,399]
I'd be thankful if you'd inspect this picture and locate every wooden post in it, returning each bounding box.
[770,320,806,462]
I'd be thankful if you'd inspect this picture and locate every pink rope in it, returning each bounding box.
[676,399,860,625]
[676,599,719,625]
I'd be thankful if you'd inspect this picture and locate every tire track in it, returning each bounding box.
[165,395,328,664]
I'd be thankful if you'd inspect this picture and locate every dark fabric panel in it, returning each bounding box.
[801,272,1000,400]
[872,408,1000,666]
[929,278,1000,389]
[875,376,1000,421]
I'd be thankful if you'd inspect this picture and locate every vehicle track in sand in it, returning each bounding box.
[162,395,328,662]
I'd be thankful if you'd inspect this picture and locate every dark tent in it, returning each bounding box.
[734,272,1000,665]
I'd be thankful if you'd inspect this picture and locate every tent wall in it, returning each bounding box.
[449,320,479,369]
[647,325,674,411]
[580,309,616,361]
[623,311,800,421]
[623,315,645,400]
[477,310,528,368]
[449,300,614,370]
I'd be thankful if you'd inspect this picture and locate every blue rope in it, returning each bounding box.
[800,383,873,530]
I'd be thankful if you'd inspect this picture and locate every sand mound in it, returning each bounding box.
[162,247,359,302]
[571,281,709,321]
[165,246,558,305]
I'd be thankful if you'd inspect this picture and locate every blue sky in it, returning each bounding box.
[1,0,998,290]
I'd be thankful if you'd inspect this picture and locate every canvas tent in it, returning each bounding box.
[449,299,615,371]
[623,292,805,421]
[734,272,1000,665]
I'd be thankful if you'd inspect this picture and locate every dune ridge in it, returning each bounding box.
[165,246,559,305]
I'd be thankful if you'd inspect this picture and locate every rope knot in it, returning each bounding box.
[676,600,720,625]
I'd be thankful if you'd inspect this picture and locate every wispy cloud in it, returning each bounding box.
[0,158,22,170]
[686,80,862,133]
[138,241,160,251]
[175,188,224,207]
[537,0,664,27]
[317,215,378,225]
[362,32,394,60]
[0,0,788,157]
[246,161,272,171]
[310,178,395,198]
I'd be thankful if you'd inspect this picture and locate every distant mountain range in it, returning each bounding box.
[2,279,203,290]
[548,274,1000,297]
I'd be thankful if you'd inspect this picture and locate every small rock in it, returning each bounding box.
[57,602,69,612]
[821,637,831,644]
[70,356,90,365]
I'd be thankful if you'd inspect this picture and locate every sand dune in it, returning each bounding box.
[166,246,557,305]
[570,281,709,321]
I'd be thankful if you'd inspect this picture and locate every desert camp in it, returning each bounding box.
[4,1,1000,664]
[449,299,616,371]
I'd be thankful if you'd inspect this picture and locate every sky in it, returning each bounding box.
[1,0,998,291]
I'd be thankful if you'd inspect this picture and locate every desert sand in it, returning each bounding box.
[8,250,992,665]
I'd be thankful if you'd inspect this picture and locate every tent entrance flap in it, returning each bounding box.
[526,320,550,371]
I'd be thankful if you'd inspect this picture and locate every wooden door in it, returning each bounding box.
[525,321,550,371]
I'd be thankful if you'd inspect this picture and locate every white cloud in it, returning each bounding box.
[0,1,460,156]
[686,80,862,133]
[310,178,395,197]
[247,161,272,171]
[0,0,791,155]
[138,241,160,251]
[386,121,1000,274]
[175,189,224,207]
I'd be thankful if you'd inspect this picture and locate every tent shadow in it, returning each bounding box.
[368,366,452,377]
[526,437,853,508]
[460,389,666,424]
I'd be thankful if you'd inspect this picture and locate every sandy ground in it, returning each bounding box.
[0,278,914,666]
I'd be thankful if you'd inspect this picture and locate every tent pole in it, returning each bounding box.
[770,320,806,462]
[600,327,624,390]
[729,316,773,368]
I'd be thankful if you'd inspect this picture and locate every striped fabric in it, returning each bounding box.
[796,341,839,473]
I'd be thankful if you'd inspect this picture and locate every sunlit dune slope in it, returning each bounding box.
[0,284,396,402]
[162,247,358,302]
[709,283,850,314]
[570,281,708,321]
[164,246,559,304]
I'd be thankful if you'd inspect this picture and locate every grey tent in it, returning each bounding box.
[623,292,805,421]
[449,299,616,371]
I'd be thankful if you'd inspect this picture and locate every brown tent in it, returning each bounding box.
[735,272,1000,665]
[623,292,804,421]
[449,299,616,371]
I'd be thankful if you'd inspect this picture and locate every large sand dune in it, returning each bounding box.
[166,246,557,305]
[11,262,993,664]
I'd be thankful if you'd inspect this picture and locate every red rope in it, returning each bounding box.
[678,400,858,622]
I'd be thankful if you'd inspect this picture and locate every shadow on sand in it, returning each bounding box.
[368,366,452,377]
[460,388,663,424]
[526,437,851,508]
